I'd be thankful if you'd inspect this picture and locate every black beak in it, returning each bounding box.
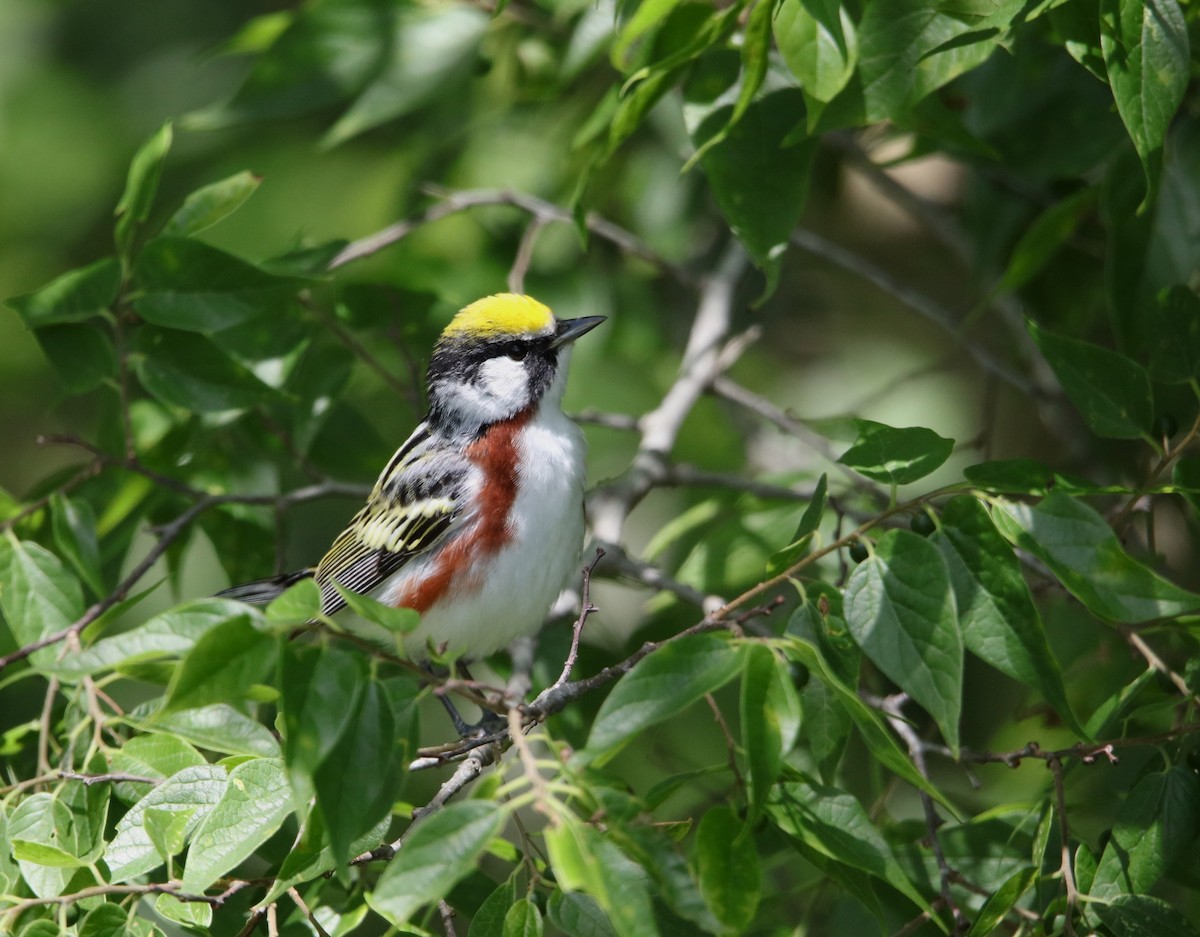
[550,315,606,349]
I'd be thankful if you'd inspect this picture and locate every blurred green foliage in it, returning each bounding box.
[2,0,1200,935]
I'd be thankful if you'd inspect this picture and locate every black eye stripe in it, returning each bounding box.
[505,341,528,361]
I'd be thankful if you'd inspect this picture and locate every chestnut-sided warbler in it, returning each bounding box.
[222,293,604,664]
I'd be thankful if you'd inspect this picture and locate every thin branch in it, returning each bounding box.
[0,460,103,532]
[1119,627,1197,704]
[330,187,694,285]
[550,550,604,687]
[59,770,159,786]
[710,376,879,496]
[0,480,370,674]
[873,693,968,934]
[1110,409,1200,532]
[599,544,721,611]
[1049,754,1078,935]
[705,693,745,793]
[662,463,814,501]
[571,408,640,431]
[789,227,1036,398]
[288,887,333,937]
[439,900,460,937]
[508,217,547,294]
[589,242,747,546]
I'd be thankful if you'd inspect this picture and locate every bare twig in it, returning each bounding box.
[508,217,547,293]
[1119,627,1197,703]
[439,899,459,937]
[599,543,722,612]
[287,888,332,937]
[873,693,968,934]
[330,187,694,285]
[552,549,604,687]
[589,242,747,546]
[59,770,159,786]
[790,227,1035,398]
[1049,754,1078,935]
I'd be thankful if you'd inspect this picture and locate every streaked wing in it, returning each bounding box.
[313,423,471,614]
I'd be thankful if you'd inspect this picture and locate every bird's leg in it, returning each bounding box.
[424,661,505,738]
[456,662,507,735]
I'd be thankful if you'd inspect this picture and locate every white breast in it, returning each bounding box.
[376,403,587,661]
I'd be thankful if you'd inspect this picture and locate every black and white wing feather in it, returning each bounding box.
[313,423,472,615]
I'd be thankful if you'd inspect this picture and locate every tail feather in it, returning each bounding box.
[217,568,316,607]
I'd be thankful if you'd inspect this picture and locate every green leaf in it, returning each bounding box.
[963,458,1100,496]
[280,643,366,794]
[992,492,1200,622]
[740,643,801,813]
[470,873,519,937]
[837,420,955,485]
[161,171,262,237]
[143,807,193,862]
[9,793,96,870]
[546,891,617,937]
[7,795,76,898]
[1095,894,1200,937]
[332,582,421,634]
[766,473,827,575]
[544,820,658,937]
[368,802,506,925]
[148,704,281,757]
[844,529,963,753]
[50,494,104,598]
[185,0,390,130]
[611,0,676,69]
[967,866,1038,937]
[315,679,400,865]
[163,614,275,713]
[619,823,718,932]
[132,237,299,332]
[259,810,391,906]
[7,797,79,899]
[855,0,999,122]
[110,734,206,798]
[774,0,856,103]
[935,496,1081,735]
[502,899,544,937]
[998,187,1098,292]
[688,83,816,290]
[115,121,173,260]
[1089,767,1200,903]
[583,633,744,765]
[57,598,250,680]
[79,903,152,937]
[181,758,293,892]
[1146,285,1200,384]
[0,535,84,675]
[34,322,119,394]
[780,636,952,808]
[324,5,489,147]
[265,577,323,624]
[769,779,933,914]
[106,764,228,882]
[154,893,212,929]
[132,325,273,412]
[1027,320,1153,439]
[696,806,761,931]
[1100,0,1189,200]
[8,258,122,327]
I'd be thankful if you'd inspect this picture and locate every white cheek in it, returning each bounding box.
[478,357,530,408]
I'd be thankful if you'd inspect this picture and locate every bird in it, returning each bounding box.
[220,293,604,720]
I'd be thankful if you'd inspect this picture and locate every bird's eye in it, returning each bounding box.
[505,342,528,361]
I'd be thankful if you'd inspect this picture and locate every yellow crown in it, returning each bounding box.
[440,293,555,340]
